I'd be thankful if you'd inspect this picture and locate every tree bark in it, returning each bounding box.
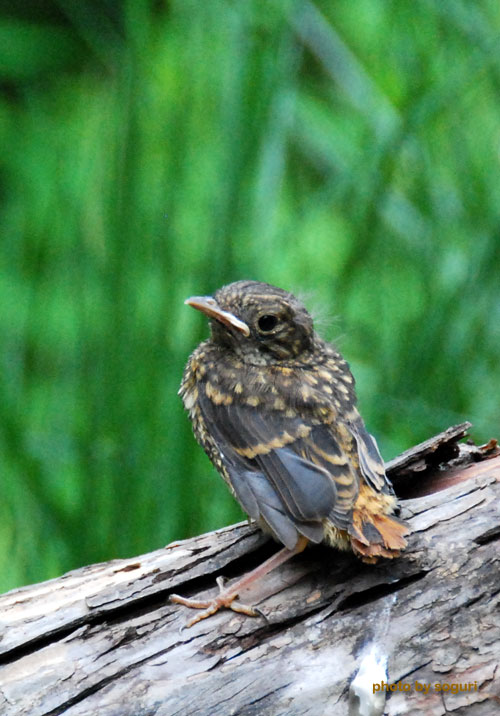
[0,426,499,716]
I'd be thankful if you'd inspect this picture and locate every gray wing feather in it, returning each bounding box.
[198,393,335,548]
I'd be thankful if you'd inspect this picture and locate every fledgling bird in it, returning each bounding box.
[170,280,409,626]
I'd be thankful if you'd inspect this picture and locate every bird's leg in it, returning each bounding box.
[170,536,308,628]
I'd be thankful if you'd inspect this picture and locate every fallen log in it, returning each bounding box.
[0,425,499,716]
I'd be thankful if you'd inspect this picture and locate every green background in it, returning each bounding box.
[1,0,499,593]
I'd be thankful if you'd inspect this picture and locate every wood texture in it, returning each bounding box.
[0,430,499,716]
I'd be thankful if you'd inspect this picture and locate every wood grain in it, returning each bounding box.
[0,430,499,716]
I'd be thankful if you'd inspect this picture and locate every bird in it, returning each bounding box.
[170,280,409,627]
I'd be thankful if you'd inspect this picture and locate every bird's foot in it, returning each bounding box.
[170,576,261,628]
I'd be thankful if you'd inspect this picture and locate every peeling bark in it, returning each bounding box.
[0,428,499,716]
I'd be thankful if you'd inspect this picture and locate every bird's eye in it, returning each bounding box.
[257,314,278,332]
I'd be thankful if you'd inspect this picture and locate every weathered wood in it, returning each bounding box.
[387,421,499,498]
[0,433,499,716]
[386,421,473,478]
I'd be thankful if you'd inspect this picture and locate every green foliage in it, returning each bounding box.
[1,0,499,592]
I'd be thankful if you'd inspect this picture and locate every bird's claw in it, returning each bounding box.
[170,576,262,628]
[215,575,228,590]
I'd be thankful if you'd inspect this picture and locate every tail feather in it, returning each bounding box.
[350,510,410,564]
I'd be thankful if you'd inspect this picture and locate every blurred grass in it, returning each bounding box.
[1,0,499,592]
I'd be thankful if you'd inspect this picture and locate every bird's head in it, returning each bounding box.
[185,280,315,364]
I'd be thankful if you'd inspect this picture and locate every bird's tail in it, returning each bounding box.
[349,485,410,564]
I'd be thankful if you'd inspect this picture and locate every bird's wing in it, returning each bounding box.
[198,391,358,549]
[346,412,393,495]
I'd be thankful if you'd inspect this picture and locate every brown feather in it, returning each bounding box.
[180,280,410,560]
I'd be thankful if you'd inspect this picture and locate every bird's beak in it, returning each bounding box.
[185,296,250,337]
